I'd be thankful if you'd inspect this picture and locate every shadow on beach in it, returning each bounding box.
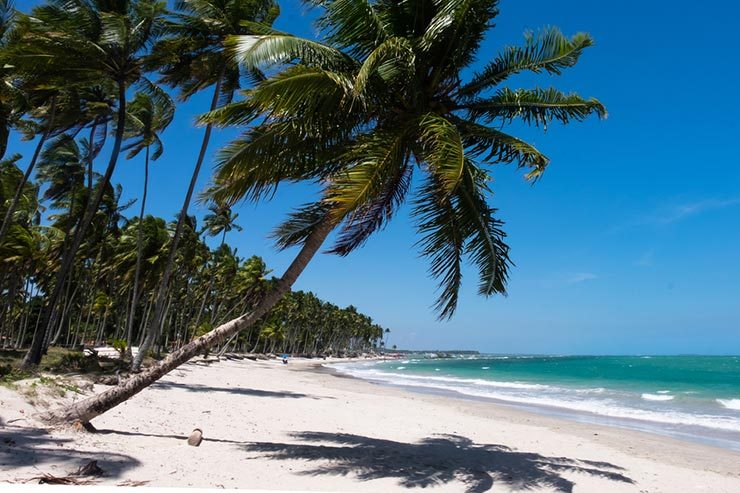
[0,424,140,479]
[151,380,332,399]
[246,432,634,493]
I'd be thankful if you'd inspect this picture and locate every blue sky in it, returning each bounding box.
[13,0,740,354]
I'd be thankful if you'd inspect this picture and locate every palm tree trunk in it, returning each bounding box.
[42,219,333,425]
[87,118,99,191]
[132,73,226,371]
[0,98,57,244]
[125,146,150,355]
[22,81,128,369]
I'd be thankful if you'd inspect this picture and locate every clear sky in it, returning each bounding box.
[13,0,740,355]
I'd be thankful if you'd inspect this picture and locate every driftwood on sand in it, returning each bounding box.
[187,428,203,447]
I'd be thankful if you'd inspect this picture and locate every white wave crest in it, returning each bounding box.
[642,393,675,401]
[717,399,740,411]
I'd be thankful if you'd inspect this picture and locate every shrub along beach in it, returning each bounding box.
[0,0,738,491]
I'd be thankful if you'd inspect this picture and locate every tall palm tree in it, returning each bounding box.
[0,0,23,161]
[14,0,167,367]
[34,134,88,247]
[0,93,57,247]
[190,202,242,337]
[43,0,604,424]
[132,0,280,371]
[121,91,175,354]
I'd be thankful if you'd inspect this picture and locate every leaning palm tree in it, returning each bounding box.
[132,0,280,371]
[121,91,175,355]
[43,0,604,424]
[14,0,167,368]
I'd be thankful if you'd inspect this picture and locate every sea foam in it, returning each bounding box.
[642,393,674,401]
[717,399,740,411]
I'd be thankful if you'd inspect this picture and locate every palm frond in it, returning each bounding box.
[412,174,464,319]
[316,0,390,57]
[208,119,345,205]
[326,125,410,219]
[271,201,332,250]
[354,36,414,96]
[328,156,412,256]
[413,161,510,319]
[452,117,549,180]
[198,97,261,128]
[467,87,607,128]
[455,161,510,296]
[226,33,354,70]
[459,28,594,97]
[418,113,465,195]
[201,64,358,133]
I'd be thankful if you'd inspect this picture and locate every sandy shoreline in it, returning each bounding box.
[1,357,739,492]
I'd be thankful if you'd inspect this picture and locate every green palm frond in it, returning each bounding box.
[459,27,594,97]
[201,65,357,130]
[226,33,354,70]
[198,98,261,128]
[467,87,607,128]
[328,157,412,256]
[354,36,414,96]
[455,161,510,297]
[418,114,465,194]
[327,125,410,219]
[247,65,355,118]
[420,0,494,52]
[315,0,390,57]
[413,162,510,319]
[452,117,549,180]
[271,201,332,250]
[412,174,464,319]
[208,119,345,205]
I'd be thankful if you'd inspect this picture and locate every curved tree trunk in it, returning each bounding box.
[22,82,127,369]
[0,98,57,244]
[132,72,227,371]
[125,146,150,355]
[42,219,333,425]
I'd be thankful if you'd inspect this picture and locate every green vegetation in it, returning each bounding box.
[0,1,387,376]
[0,0,603,424]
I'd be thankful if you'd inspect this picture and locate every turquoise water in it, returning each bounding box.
[332,355,740,450]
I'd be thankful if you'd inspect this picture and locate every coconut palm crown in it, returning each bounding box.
[145,0,281,102]
[203,0,606,319]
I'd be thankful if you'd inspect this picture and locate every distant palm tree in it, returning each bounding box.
[44,0,604,424]
[121,91,175,354]
[132,0,280,371]
[14,0,167,367]
[35,135,87,241]
[191,203,242,333]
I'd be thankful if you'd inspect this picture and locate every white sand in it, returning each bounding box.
[1,358,739,492]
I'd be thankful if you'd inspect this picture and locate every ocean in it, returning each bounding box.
[330,355,740,450]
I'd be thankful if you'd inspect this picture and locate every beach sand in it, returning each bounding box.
[1,357,739,492]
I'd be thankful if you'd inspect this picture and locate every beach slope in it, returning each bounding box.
[1,358,738,492]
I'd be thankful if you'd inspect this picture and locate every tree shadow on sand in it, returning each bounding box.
[152,380,331,399]
[0,424,140,479]
[247,432,634,493]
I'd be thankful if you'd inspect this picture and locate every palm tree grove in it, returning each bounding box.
[1,0,658,480]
